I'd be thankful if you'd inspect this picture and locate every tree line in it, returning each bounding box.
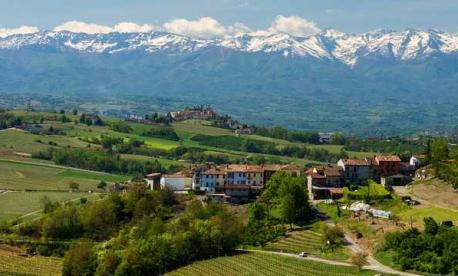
[191,134,347,163]
[381,217,458,274]
[33,147,167,178]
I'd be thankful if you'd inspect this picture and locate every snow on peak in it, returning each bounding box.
[0,28,457,66]
[0,26,40,38]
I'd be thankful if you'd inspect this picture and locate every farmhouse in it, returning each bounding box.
[145,173,161,190]
[306,165,343,200]
[307,154,413,200]
[337,158,373,185]
[160,173,192,191]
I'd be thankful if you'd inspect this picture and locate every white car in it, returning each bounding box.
[299,252,308,257]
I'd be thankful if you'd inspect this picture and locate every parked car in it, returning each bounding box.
[299,252,308,257]
[405,199,420,205]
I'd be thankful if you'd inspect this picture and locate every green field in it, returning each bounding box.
[0,191,97,221]
[0,246,62,275]
[0,128,89,154]
[264,229,349,261]
[166,252,374,276]
[399,206,458,225]
[0,159,128,191]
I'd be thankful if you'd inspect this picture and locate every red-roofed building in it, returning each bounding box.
[306,165,344,200]
[374,155,402,177]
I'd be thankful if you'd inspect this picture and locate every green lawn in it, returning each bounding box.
[0,159,127,191]
[166,252,375,276]
[0,191,96,221]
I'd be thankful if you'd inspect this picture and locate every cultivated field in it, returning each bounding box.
[166,252,374,276]
[0,245,62,275]
[264,229,349,261]
[0,191,96,221]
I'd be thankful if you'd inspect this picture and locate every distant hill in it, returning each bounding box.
[1,29,457,135]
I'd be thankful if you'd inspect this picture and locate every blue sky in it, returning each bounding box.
[1,0,458,33]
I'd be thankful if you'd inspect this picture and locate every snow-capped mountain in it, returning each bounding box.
[1,28,458,136]
[1,29,458,66]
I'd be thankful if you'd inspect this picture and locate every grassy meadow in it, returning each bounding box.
[0,191,96,221]
[0,159,128,191]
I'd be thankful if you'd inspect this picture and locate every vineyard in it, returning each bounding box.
[0,246,62,275]
[166,252,373,276]
[263,229,349,261]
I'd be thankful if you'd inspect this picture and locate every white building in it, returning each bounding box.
[160,174,192,191]
[409,156,421,169]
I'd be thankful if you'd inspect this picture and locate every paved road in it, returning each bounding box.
[239,249,353,267]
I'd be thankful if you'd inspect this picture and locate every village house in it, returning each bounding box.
[200,166,226,193]
[235,127,255,136]
[145,173,161,190]
[307,154,413,200]
[306,165,343,200]
[337,158,372,184]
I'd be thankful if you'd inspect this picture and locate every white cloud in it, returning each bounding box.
[227,22,251,36]
[54,21,113,34]
[163,17,250,39]
[0,26,39,38]
[114,22,157,33]
[268,15,320,37]
[164,17,227,39]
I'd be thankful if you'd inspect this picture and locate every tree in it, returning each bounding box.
[350,252,368,271]
[280,194,296,229]
[262,172,312,226]
[322,225,345,249]
[423,217,439,236]
[40,195,56,214]
[430,138,449,174]
[63,240,96,276]
[97,181,107,190]
[69,181,80,191]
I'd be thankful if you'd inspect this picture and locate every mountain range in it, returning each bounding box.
[0,29,457,135]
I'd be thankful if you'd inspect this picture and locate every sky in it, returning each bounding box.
[0,0,458,36]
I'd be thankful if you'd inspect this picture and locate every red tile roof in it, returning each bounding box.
[375,155,401,162]
[340,159,370,166]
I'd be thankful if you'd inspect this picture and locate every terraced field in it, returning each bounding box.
[0,246,62,275]
[264,230,349,261]
[265,230,323,253]
[166,252,373,276]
